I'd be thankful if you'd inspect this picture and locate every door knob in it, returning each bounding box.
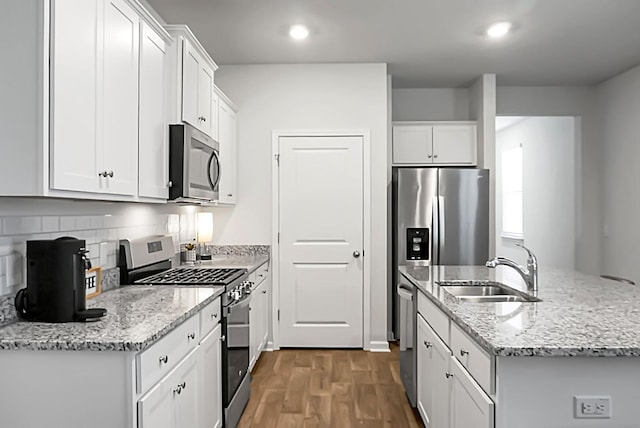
[353,251,361,258]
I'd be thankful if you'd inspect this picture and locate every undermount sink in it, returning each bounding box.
[436,280,542,303]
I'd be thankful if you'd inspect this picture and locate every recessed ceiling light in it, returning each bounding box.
[289,24,309,40]
[486,21,512,39]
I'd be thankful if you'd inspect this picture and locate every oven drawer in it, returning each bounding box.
[136,315,200,394]
[199,297,221,339]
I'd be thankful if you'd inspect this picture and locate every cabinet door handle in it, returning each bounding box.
[433,154,438,159]
[220,335,226,342]
[98,171,107,177]
[445,372,454,379]
[107,170,114,177]
[211,313,218,319]
[172,382,186,395]
[262,290,267,294]
[187,332,196,340]
[423,341,432,349]
[427,154,432,159]
[159,355,169,364]
[460,349,469,357]
[227,193,233,197]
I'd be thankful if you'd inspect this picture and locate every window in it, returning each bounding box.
[501,146,523,238]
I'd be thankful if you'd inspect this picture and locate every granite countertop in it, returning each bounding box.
[181,254,269,273]
[400,265,640,357]
[0,285,224,352]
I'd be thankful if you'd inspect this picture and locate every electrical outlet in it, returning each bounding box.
[575,396,612,419]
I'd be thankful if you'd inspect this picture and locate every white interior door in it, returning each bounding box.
[278,135,364,347]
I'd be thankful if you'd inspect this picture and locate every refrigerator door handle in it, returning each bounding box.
[432,196,439,265]
[438,195,445,263]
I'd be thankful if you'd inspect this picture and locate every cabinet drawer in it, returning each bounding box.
[137,315,200,394]
[450,322,493,394]
[199,297,221,340]
[254,262,269,286]
[417,291,449,344]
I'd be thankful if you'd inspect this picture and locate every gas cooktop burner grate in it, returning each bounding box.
[135,267,245,285]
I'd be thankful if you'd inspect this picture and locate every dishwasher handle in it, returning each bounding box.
[397,283,414,301]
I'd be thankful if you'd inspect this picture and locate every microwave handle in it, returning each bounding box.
[206,151,221,191]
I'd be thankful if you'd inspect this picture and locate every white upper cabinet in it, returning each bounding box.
[392,122,477,166]
[138,21,169,199]
[50,0,100,193]
[7,0,170,201]
[216,90,238,205]
[52,0,139,196]
[432,125,476,165]
[100,0,139,195]
[166,26,219,138]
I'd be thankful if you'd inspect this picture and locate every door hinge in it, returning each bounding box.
[277,232,280,243]
[274,153,280,166]
[277,309,280,321]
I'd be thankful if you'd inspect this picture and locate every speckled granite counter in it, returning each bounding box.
[182,254,269,273]
[400,265,640,357]
[0,285,224,351]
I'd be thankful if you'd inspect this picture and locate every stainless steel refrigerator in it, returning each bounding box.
[393,167,489,407]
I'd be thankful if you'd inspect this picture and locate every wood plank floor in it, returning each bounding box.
[237,343,423,427]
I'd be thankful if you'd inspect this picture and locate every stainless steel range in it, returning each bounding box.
[119,236,252,428]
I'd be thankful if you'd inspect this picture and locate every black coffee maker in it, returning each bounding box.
[15,237,107,322]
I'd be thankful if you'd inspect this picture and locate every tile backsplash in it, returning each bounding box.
[0,198,201,298]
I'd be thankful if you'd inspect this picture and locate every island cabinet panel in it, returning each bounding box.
[418,291,450,343]
[450,356,494,428]
[416,289,495,428]
[495,356,640,428]
[417,313,451,428]
[450,322,493,394]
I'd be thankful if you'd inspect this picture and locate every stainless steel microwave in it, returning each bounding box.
[168,124,220,203]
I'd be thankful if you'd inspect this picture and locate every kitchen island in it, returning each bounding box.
[401,265,640,428]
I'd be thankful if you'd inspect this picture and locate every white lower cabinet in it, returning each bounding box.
[138,346,199,428]
[450,356,494,428]
[249,262,271,371]
[417,294,494,428]
[199,324,223,428]
[417,314,451,428]
[138,298,222,428]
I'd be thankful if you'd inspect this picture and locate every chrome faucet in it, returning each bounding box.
[485,243,538,293]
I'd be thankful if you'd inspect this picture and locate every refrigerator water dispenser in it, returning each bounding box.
[406,228,429,260]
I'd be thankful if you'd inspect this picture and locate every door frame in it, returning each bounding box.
[271,129,372,350]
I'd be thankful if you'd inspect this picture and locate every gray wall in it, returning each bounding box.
[215,63,389,349]
[392,88,470,121]
[597,64,640,284]
[496,86,601,275]
[496,117,576,270]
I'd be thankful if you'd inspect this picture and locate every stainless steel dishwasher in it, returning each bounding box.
[397,273,417,408]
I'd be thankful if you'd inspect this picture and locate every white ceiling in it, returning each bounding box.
[146,0,640,88]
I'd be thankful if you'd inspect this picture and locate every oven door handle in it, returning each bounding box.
[224,294,251,316]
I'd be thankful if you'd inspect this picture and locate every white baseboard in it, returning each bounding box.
[368,340,391,352]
